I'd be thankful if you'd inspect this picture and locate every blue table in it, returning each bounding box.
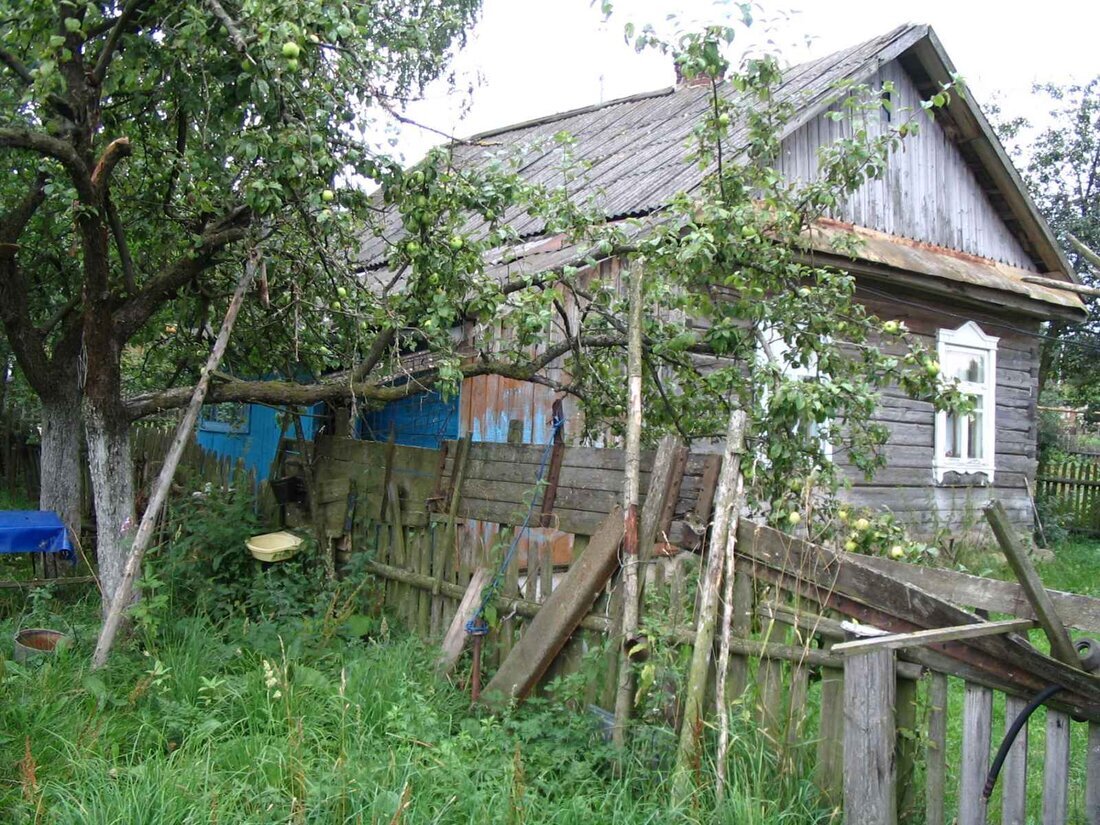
[0,511,75,564]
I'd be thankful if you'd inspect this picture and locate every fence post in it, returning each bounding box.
[843,646,896,825]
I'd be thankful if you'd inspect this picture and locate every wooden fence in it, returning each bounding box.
[1038,453,1100,535]
[282,433,1100,824]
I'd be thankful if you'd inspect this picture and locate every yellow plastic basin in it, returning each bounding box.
[246,531,303,563]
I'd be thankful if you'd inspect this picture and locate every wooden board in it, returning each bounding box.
[480,508,624,708]
[736,521,1100,721]
[856,554,1100,634]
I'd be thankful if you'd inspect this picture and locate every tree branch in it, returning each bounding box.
[0,175,54,394]
[104,193,136,293]
[124,333,625,419]
[0,128,94,202]
[204,0,254,59]
[0,46,34,85]
[37,294,82,337]
[91,0,147,82]
[91,136,132,193]
[114,205,252,340]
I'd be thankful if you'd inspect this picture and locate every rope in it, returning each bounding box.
[465,410,565,637]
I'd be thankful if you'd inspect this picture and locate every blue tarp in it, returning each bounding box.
[0,511,75,562]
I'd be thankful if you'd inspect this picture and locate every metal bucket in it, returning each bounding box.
[13,628,72,663]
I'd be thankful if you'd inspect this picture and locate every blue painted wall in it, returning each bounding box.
[196,402,323,481]
[358,389,460,449]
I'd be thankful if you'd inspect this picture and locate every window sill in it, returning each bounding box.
[933,466,994,486]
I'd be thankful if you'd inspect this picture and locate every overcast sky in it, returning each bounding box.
[392,0,1100,161]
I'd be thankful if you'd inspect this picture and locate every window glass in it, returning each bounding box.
[944,348,985,383]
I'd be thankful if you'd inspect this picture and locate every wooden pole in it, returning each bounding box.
[671,408,746,804]
[612,266,645,749]
[92,251,258,668]
[984,500,1080,668]
[714,439,747,801]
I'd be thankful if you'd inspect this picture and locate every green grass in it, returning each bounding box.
[0,593,831,824]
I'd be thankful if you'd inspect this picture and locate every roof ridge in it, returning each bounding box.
[464,86,677,142]
[460,23,927,145]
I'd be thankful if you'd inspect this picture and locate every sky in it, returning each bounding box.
[393,0,1100,161]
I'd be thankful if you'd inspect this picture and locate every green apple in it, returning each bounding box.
[336,286,348,298]
[923,358,940,377]
[889,545,906,559]
[285,58,299,72]
[449,235,464,250]
[322,189,335,202]
[787,511,802,526]
[717,112,730,127]
[854,517,871,532]
[844,540,859,552]
[281,41,301,59]
[883,320,901,334]
[837,509,849,523]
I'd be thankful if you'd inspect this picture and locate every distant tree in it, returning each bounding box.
[996,78,1100,406]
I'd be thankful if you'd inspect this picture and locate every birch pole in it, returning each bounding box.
[672,407,746,804]
[92,251,259,669]
[612,266,644,749]
[714,453,746,802]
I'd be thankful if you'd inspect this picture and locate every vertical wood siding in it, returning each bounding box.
[779,60,1034,271]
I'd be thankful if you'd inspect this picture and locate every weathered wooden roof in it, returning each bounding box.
[359,24,1084,317]
[359,25,924,267]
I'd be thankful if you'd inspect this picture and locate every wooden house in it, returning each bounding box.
[234,25,1090,536]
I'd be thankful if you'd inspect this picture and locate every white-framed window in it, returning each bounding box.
[934,321,998,482]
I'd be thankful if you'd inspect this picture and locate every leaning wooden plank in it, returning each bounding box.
[832,619,1037,656]
[855,554,1100,635]
[843,647,897,825]
[1042,710,1071,825]
[480,508,624,708]
[436,566,493,674]
[1087,722,1100,825]
[1001,694,1029,825]
[985,501,1080,668]
[92,256,257,668]
[959,683,993,825]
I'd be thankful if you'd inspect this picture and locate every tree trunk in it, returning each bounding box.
[37,384,83,578]
[85,395,134,615]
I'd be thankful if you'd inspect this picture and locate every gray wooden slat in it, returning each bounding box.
[959,683,992,825]
[926,673,948,825]
[843,648,897,825]
[1042,710,1071,825]
[1087,722,1100,825]
[1002,694,1030,825]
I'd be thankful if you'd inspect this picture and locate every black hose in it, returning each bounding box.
[982,683,1064,799]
